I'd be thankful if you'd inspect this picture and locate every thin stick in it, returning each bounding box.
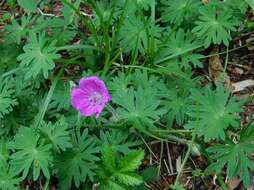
[166,143,174,174]
[174,134,196,187]
[157,141,164,177]
[139,135,158,160]
[163,159,171,174]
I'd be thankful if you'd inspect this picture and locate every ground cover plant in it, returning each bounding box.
[1,0,254,189]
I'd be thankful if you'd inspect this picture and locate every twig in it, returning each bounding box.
[139,135,158,161]
[173,134,196,187]
[37,8,56,17]
[157,141,164,177]
[166,143,174,174]
[163,159,171,174]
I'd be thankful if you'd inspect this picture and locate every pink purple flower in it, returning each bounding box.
[71,76,111,118]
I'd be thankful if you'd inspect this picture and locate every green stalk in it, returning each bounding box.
[202,44,248,59]
[129,36,140,73]
[112,0,129,49]
[87,0,112,76]
[155,44,202,65]
[1,67,21,78]
[34,68,64,129]
[43,178,50,190]
[56,44,102,52]
[61,0,99,46]
[103,0,130,75]
[221,46,229,82]
[149,0,156,61]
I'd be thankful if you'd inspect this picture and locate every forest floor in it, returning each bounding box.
[1,1,254,190]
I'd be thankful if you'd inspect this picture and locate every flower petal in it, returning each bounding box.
[71,89,89,109]
[71,76,111,118]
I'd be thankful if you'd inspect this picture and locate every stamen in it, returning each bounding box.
[89,92,102,106]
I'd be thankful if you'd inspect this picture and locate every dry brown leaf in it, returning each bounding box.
[227,177,241,190]
[246,35,254,50]
[202,0,209,4]
[232,79,254,93]
[208,48,231,89]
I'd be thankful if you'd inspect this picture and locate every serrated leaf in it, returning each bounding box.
[186,84,243,141]
[119,150,144,172]
[116,173,143,186]
[17,32,60,79]
[161,0,201,24]
[119,16,148,55]
[56,129,100,189]
[157,29,203,69]
[192,4,238,47]
[102,146,116,173]
[114,87,165,128]
[0,78,18,119]
[98,147,144,189]
[10,127,52,180]
[136,0,154,10]
[97,130,140,154]
[207,124,254,187]
[0,164,22,190]
[40,118,72,152]
[4,15,32,44]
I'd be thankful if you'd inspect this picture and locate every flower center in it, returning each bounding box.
[89,92,103,106]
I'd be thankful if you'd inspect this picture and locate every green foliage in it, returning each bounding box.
[56,129,100,189]
[62,0,81,24]
[4,15,32,44]
[0,0,253,189]
[109,72,131,95]
[0,165,22,190]
[0,44,20,74]
[49,81,71,111]
[119,16,148,55]
[158,29,203,68]
[10,127,52,180]
[207,124,254,186]
[112,71,166,133]
[136,0,154,10]
[0,140,8,166]
[17,0,37,12]
[97,130,141,154]
[39,118,72,152]
[160,0,202,25]
[0,78,18,119]
[17,32,60,79]
[98,146,144,190]
[114,87,165,130]
[225,0,248,13]
[161,89,191,126]
[245,0,254,10]
[192,4,238,47]
[186,84,243,141]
